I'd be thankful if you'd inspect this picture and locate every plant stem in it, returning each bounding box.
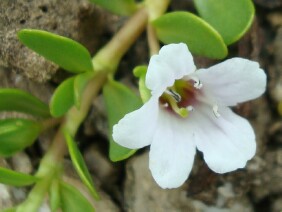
[147,24,160,56]
[18,7,149,212]
[92,7,148,73]
[146,0,170,56]
[41,117,63,131]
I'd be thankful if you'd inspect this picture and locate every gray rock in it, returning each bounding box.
[124,152,256,212]
[0,0,105,82]
[84,144,118,186]
[0,159,12,209]
[0,184,14,210]
[272,27,282,103]
[84,95,108,137]
[0,66,52,104]
[271,197,282,212]
[0,159,15,210]
[251,150,282,201]
[124,152,195,212]
[10,152,33,174]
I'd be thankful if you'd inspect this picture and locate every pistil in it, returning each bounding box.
[161,91,188,118]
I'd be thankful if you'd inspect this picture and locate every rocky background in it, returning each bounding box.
[0,0,282,211]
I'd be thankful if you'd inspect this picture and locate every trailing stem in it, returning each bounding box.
[17,7,149,212]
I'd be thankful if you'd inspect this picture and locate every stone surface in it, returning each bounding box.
[251,150,282,201]
[124,152,194,212]
[0,159,14,210]
[271,197,282,212]
[10,152,33,174]
[254,0,282,8]
[0,66,53,104]
[270,27,282,103]
[0,184,14,210]
[84,144,119,186]
[0,0,105,82]
[124,152,255,212]
[84,95,108,137]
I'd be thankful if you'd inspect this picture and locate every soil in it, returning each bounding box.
[0,0,282,211]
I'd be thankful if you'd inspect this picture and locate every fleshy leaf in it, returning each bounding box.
[0,89,50,118]
[0,167,38,186]
[89,0,137,16]
[133,66,151,103]
[64,130,99,200]
[50,77,75,117]
[74,72,95,109]
[18,29,93,73]
[103,79,142,162]
[2,208,17,212]
[194,0,255,45]
[59,181,95,212]
[152,12,228,59]
[0,119,42,157]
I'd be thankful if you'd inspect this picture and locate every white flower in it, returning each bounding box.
[113,43,267,189]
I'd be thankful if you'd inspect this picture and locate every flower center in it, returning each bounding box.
[159,78,202,117]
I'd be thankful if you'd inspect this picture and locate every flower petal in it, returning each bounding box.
[193,105,256,173]
[149,108,196,189]
[195,58,266,106]
[113,97,159,149]
[146,43,196,97]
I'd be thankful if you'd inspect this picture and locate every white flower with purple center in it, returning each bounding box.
[113,43,266,189]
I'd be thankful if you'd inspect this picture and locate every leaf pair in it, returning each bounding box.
[50,72,94,117]
[0,89,48,157]
[18,29,96,118]
[153,0,254,59]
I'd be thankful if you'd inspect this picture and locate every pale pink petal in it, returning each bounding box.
[113,97,159,149]
[192,105,256,173]
[146,43,196,97]
[149,108,196,189]
[194,58,266,106]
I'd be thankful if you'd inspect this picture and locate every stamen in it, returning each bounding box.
[187,105,194,111]
[190,76,203,89]
[212,104,220,118]
[165,89,181,102]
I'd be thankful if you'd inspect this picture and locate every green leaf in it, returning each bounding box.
[0,167,38,186]
[194,0,255,45]
[133,66,151,103]
[50,77,75,117]
[152,12,228,59]
[0,119,42,157]
[59,181,95,212]
[18,29,93,73]
[89,0,137,16]
[103,79,142,162]
[64,130,99,200]
[0,89,50,118]
[74,72,95,109]
[2,208,17,212]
